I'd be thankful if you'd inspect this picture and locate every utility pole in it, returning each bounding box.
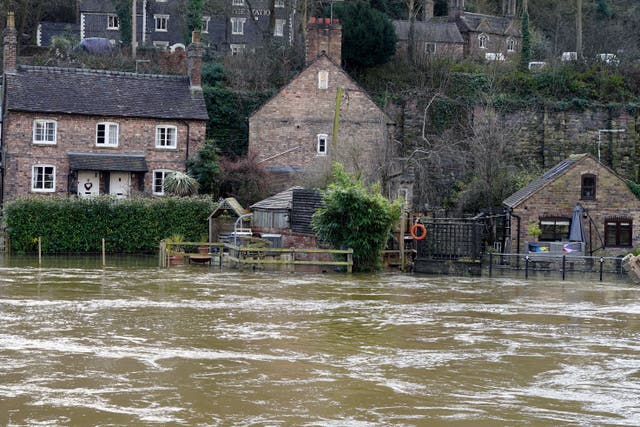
[576,0,583,59]
[132,0,137,59]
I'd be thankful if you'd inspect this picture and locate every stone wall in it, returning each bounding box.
[2,111,205,200]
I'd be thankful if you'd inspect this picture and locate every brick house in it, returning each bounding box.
[248,18,408,197]
[394,0,521,61]
[1,13,208,203]
[503,154,640,256]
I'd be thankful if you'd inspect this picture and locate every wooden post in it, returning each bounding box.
[38,237,42,266]
[399,210,406,272]
[102,238,106,268]
[347,249,353,273]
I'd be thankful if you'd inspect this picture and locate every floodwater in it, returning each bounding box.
[1,256,639,426]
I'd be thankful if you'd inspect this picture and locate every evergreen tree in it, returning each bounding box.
[519,8,531,70]
[185,0,205,43]
[113,0,132,45]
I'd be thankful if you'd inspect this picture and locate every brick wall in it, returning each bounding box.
[249,56,392,187]
[2,111,205,200]
[510,156,640,256]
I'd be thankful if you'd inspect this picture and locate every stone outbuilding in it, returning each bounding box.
[503,153,640,256]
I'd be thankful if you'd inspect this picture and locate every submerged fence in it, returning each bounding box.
[486,252,627,281]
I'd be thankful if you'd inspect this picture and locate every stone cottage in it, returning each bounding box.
[0,13,208,203]
[503,153,640,256]
[248,18,408,198]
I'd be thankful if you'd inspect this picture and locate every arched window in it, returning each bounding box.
[581,174,596,200]
[478,33,488,49]
[507,37,515,52]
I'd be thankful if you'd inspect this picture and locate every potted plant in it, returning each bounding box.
[197,234,210,254]
[165,233,185,265]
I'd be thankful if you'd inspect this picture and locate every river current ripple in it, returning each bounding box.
[0,265,639,426]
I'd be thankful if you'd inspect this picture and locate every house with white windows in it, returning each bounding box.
[1,13,208,203]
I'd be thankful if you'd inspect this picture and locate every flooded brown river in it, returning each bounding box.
[1,256,639,426]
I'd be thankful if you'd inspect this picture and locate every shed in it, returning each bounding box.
[207,197,249,242]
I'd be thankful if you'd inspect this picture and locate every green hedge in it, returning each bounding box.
[3,196,216,254]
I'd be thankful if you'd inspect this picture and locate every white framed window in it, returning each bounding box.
[153,41,169,49]
[232,0,244,5]
[507,37,515,52]
[155,15,169,32]
[32,164,56,192]
[33,120,57,144]
[202,16,210,33]
[230,44,245,55]
[156,125,177,148]
[425,42,436,54]
[318,70,329,89]
[317,134,328,155]
[478,33,488,49]
[231,17,246,35]
[107,14,119,30]
[275,0,285,7]
[96,122,119,147]
[152,169,173,195]
[274,19,285,37]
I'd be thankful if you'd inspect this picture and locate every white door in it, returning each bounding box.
[78,171,100,198]
[109,172,130,199]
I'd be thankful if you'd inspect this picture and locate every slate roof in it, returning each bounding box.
[503,154,588,208]
[393,20,464,44]
[208,198,249,219]
[68,152,148,172]
[458,13,519,36]
[5,65,208,120]
[250,187,304,210]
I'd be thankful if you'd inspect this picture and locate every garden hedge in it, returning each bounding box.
[3,196,216,254]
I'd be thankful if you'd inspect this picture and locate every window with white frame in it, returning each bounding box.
[507,37,515,52]
[318,70,329,89]
[32,165,56,192]
[153,41,169,49]
[96,122,119,147]
[275,0,285,7]
[230,44,245,55]
[202,16,210,33]
[232,0,244,5]
[107,14,119,30]
[156,125,177,148]
[152,169,173,195]
[274,19,285,37]
[155,15,169,31]
[231,17,246,35]
[317,134,328,155]
[478,33,488,49]
[33,120,57,144]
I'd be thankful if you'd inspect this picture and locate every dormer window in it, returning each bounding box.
[507,37,516,52]
[581,174,596,200]
[478,33,488,49]
[318,70,328,89]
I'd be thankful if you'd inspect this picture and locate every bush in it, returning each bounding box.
[3,196,216,254]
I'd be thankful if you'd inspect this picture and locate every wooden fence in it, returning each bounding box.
[159,241,353,272]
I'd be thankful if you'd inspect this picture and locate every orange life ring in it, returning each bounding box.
[410,223,427,240]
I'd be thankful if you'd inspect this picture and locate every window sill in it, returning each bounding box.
[154,146,178,150]
[33,141,56,145]
[32,189,55,193]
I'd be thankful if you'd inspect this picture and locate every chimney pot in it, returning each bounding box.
[309,17,316,24]
[7,11,14,29]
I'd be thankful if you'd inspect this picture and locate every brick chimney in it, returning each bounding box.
[3,11,17,73]
[186,31,204,91]
[423,0,434,20]
[305,17,342,65]
[448,0,464,20]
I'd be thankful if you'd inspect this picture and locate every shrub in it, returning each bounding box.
[3,196,216,254]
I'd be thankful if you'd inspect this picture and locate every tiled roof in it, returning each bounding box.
[503,154,588,208]
[5,65,208,120]
[251,187,304,210]
[458,13,519,36]
[68,152,148,172]
[393,20,464,43]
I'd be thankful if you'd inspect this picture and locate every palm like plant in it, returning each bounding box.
[164,171,200,196]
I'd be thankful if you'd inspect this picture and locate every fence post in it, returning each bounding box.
[562,255,566,281]
[102,238,106,268]
[489,252,493,277]
[599,257,604,281]
[525,255,529,279]
[38,237,42,267]
[347,249,353,273]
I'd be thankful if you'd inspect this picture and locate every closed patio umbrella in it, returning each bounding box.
[569,204,586,242]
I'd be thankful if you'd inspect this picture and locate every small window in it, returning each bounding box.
[202,16,210,33]
[318,70,329,89]
[274,19,285,37]
[155,15,169,32]
[32,165,56,192]
[230,44,245,55]
[153,169,173,195]
[96,122,119,147]
[605,219,632,247]
[231,17,246,35]
[107,14,119,30]
[424,42,436,54]
[33,120,57,144]
[539,217,570,242]
[232,0,244,5]
[507,37,515,52]
[156,125,177,148]
[581,174,596,200]
[478,33,488,49]
[317,134,328,155]
[275,0,285,7]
